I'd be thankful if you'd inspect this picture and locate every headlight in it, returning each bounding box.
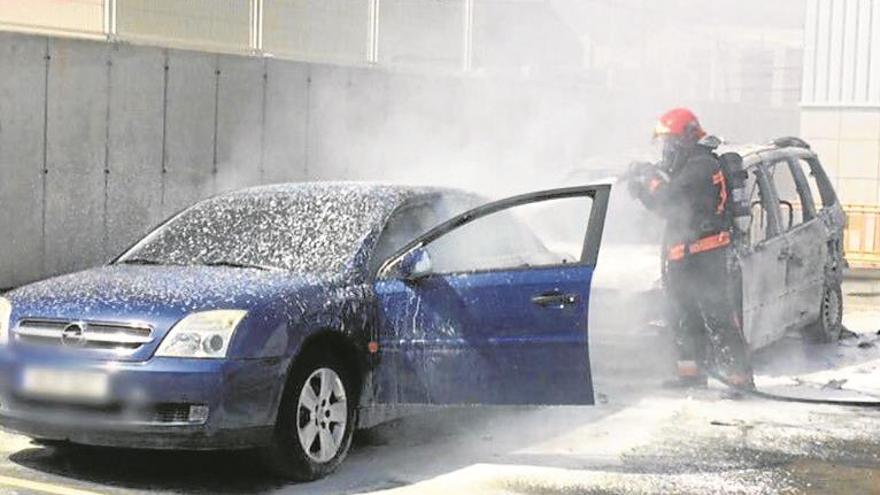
[0,297,10,346]
[155,310,247,359]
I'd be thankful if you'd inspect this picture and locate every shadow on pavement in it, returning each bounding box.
[10,329,880,493]
[752,330,880,378]
[10,445,284,493]
[8,402,637,494]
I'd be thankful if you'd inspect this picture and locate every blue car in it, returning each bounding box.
[0,181,610,480]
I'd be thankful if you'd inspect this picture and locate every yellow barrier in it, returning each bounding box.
[843,204,880,269]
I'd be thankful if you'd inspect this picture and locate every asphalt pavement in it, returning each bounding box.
[2,283,880,494]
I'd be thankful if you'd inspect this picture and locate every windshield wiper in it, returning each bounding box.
[202,260,279,272]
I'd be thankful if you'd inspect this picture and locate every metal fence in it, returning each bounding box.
[843,203,880,268]
[0,0,106,39]
[115,0,252,53]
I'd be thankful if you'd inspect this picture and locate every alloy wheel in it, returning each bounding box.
[295,367,348,463]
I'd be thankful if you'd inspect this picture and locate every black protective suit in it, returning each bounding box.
[631,141,753,385]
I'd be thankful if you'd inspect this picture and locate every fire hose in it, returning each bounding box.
[706,369,880,408]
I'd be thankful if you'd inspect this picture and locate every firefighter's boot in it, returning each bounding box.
[662,360,708,389]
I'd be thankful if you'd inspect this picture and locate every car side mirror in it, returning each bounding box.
[387,247,433,283]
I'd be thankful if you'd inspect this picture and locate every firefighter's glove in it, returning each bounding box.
[627,161,654,178]
[626,161,654,197]
[626,176,642,198]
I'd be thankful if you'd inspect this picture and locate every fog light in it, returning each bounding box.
[188,405,210,423]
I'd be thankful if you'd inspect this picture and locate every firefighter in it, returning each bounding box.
[628,108,754,389]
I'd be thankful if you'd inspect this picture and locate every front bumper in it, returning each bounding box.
[0,350,288,450]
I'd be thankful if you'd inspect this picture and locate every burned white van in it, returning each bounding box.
[735,137,846,349]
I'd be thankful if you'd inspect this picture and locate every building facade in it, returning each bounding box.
[801,0,880,204]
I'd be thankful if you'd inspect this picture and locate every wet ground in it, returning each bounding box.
[1,282,880,494]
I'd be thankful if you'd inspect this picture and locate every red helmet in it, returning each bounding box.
[653,108,706,141]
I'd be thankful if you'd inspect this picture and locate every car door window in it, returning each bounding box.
[793,157,837,210]
[746,167,772,246]
[425,196,593,274]
[765,159,807,231]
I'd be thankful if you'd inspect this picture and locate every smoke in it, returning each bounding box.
[210,1,812,395]
[281,0,805,198]
[214,1,810,390]
[298,0,802,384]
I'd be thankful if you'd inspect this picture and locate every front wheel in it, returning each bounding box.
[803,280,843,343]
[261,353,355,481]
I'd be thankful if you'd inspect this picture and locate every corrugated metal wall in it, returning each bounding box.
[802,0,880,106]
[801,0,880,205]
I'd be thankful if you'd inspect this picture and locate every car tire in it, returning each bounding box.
[803,280,843,344]
[31,438,76,450]
[260,351,356,481]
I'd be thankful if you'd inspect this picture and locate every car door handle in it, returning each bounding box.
[777,247,791,260]
[531,292,579,308]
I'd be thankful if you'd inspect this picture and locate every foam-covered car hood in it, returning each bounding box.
[6,264,326,320]
[4,264,343,361]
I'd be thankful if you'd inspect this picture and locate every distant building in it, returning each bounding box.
[0,0,807,154]
[0,0,582,73]
[800,0,880,205]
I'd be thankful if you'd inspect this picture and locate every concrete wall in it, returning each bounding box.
[0,30,801,289]
[0,32,309,289]
[801,107,880,204]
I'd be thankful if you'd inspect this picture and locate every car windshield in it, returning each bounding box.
[117,184,401,274]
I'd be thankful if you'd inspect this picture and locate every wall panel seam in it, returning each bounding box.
[868,0,875,101]
[838,0,847,102]
[103,49,112,259]
[211,55,220,193]
[258,59,267,183]
[160,50,169,210]
[304,67,311,179]
[810,0,821,103]
[39,38,49,277]
[825,0,835,102]
[852,0,861,102]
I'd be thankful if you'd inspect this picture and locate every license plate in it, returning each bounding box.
[20,367,110,403]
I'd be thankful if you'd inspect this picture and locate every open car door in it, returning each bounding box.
[373,185,609,405]
[739,159,791,350]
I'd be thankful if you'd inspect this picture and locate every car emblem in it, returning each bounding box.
[61,322,88,347]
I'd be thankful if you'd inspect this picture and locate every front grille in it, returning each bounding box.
[15,318,154,352]
[154,403,193,424]
[8,397,204,425]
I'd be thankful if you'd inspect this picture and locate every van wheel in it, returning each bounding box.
[803,280,842,343]
[32,439,78,451]
[260,352,355,481]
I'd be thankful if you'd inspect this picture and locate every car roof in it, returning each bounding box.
[718,139,818,170]
[216,180,479,209]
[222,181,448,198]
